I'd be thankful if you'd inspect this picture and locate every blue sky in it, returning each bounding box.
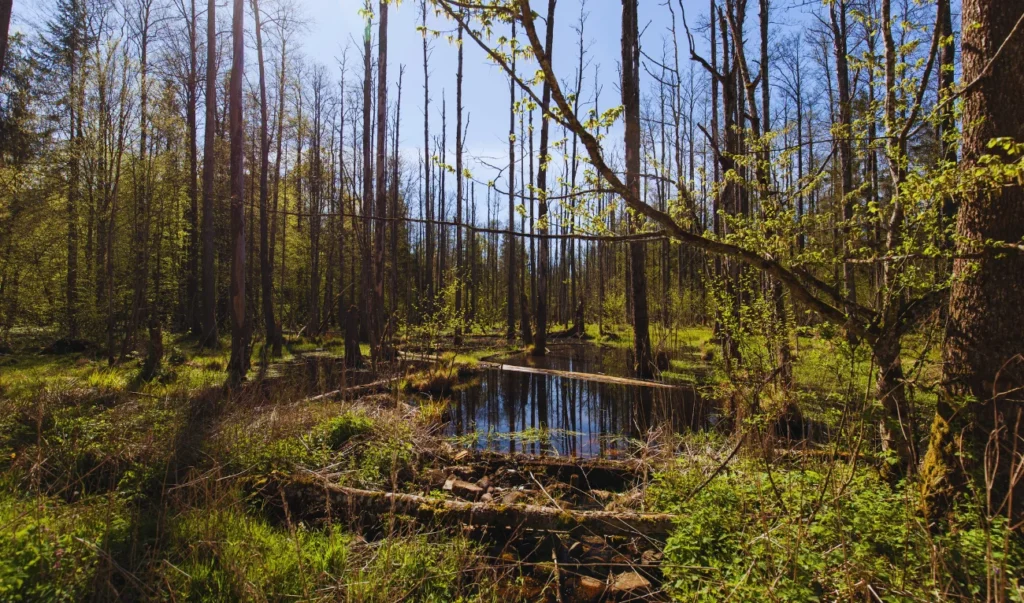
[297,0,715,186]
[11,0,812,201]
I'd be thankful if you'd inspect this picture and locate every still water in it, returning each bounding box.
[444,344,715,458]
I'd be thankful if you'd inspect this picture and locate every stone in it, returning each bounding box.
[640,549,663,565]
[574,576,606,602]
[500,490,524,505]
[449,479,483,500]
[609,571,651,597]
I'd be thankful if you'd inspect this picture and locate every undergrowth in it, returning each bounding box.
[0,330,1019,601]
[650,456,1024,601]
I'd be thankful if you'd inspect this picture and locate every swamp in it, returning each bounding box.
[1,0,1023,600]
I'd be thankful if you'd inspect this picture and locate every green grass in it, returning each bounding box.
[650,454,1024,601]
[0,324,999,601]
[0,490,131,601]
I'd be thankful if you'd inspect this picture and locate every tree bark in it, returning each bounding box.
[922,0,1024,526]
[454,20,465,346]
[226,0,250,385]
[269,24,287,356]
[251,0,277,361]
[200,0,219,348]
[829,0,856,307]
[421,0,434,312]
[531,0,556,357]
[0,0,12,85]
[182,0,200,336]
[277,479,677,540]
[371,0,389,365]
[621,0,653,379]
[506,21,517,343]
[360,8,374,355]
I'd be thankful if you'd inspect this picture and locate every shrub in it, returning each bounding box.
[650,460,1024,601]
[317,412,375,450]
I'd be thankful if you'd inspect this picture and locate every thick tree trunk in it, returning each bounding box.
[621,0,653,379]
[922,0,1024,526]
[226,0,250,385]
[200,0,219,348]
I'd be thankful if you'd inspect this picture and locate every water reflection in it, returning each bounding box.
[445,353,712,458]
[488,343,645,378]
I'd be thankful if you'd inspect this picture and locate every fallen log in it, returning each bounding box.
[303,377,400,403]
[478,361,682,390]
[397,350,686,390]
[277,477,677,539]
[464,451,648,492]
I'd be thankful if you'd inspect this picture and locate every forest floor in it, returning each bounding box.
[0,327,1019,601]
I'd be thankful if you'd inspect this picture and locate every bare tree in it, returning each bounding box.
[200,0,218,348]
[454,17,464,345]
[621,0,653,378]
[531,0,555,357]
[372,0,389,362]
[251,0,277,360]
[226,0,250,384]
[505,20,516,342]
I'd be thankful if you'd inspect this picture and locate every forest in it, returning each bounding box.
[0,0,1022,599]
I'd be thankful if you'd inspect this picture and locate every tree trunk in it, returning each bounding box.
[922,0,1024,526]
[200,0,219,348]
[269,27,287,357]
[0,0,12,84]
[454,21,465,346]
[372,0,389,364]
[937,0,958,232]
[66,40,80,341]
[252,0,277,361]
[829,0,856,307]
[531,0,556,357]
[277,479,677,540]
[185,0,201,336]
[360,10,374,354]
[873,335,916,475]
[506,21,517,343]
[226,0,250,385]
[421,0,434,311]
[621,0,653,379]
[391,69,403,332]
